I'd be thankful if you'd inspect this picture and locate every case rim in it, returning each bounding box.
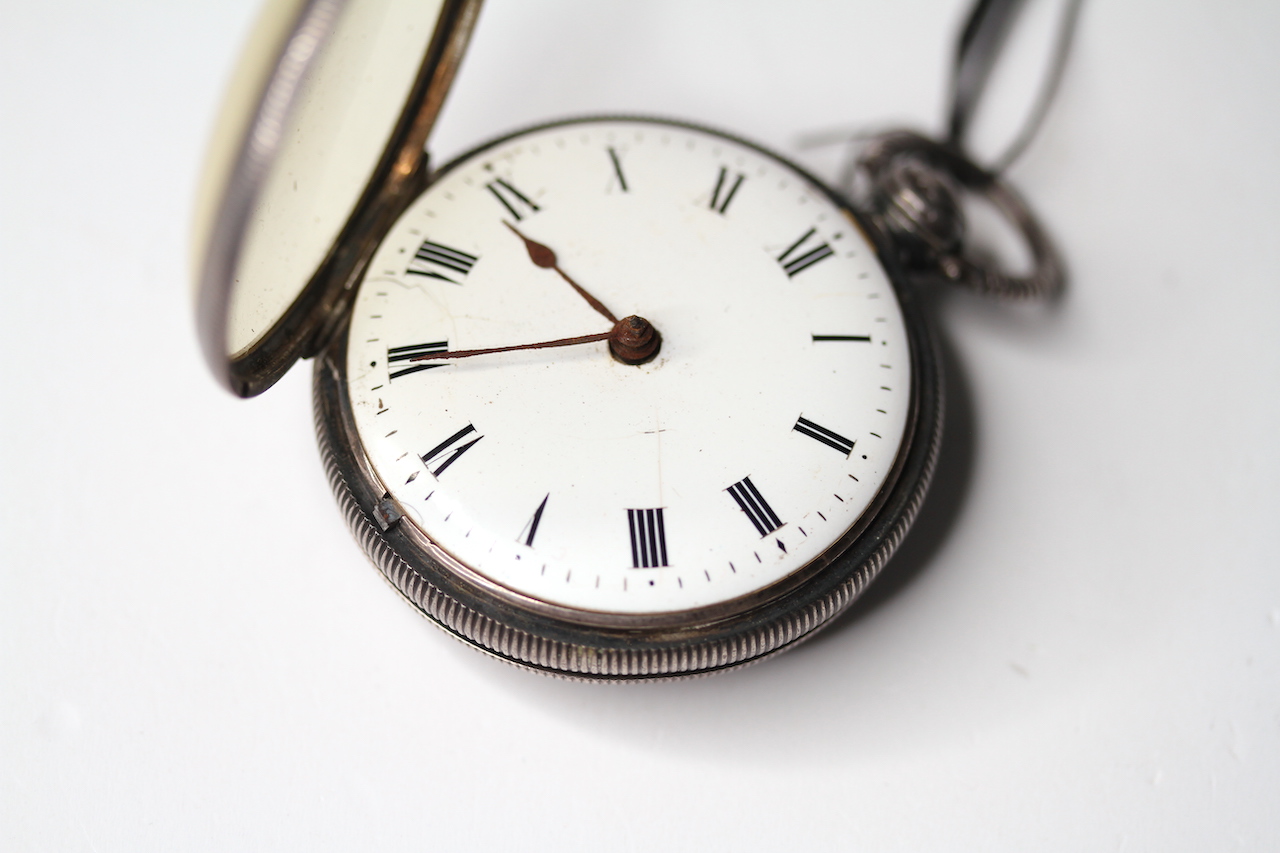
[310,115,944,680]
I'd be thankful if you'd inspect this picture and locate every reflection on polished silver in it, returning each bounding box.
[857,130,1064,300]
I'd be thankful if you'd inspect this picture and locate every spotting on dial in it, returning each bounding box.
[344,118,913,617]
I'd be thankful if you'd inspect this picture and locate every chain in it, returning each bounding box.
[853,0,1083,299]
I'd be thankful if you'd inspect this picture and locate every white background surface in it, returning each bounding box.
[2,1,1278,850]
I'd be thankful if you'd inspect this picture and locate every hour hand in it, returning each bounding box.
[504,221,619,324]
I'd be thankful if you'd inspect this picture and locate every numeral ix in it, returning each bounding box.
[387,341,447,380]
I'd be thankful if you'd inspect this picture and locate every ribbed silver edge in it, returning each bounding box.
[310,330,942,682]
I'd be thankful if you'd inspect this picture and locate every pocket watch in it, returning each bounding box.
[193,0,1067,679]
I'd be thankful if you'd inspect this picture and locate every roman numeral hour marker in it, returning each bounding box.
[486,178,540,221]
[406,240,478,283]
[727,476,784,537]
[387,341,448,380]
[520,494,549,547]
[421,424,483,477]
[777,228,834,277]
[793,416,856,456]
[709,167,745,215]
[607,147,628,192]
[628,508,669,568]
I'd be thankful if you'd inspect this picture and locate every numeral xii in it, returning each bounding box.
[793,416,855,456]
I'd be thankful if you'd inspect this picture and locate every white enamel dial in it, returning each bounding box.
[344,119,912,616]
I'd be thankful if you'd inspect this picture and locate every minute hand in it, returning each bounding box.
[504,221,619,324]
[411,315,660,366]
[411,330,612,362]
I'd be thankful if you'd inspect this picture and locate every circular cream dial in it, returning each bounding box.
[345,119,911,615]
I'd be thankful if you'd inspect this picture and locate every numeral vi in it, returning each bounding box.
[628,508,669,568]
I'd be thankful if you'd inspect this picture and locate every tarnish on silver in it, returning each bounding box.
[311,278,943,681]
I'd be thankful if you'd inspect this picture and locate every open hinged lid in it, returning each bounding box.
[193,0,482,397]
